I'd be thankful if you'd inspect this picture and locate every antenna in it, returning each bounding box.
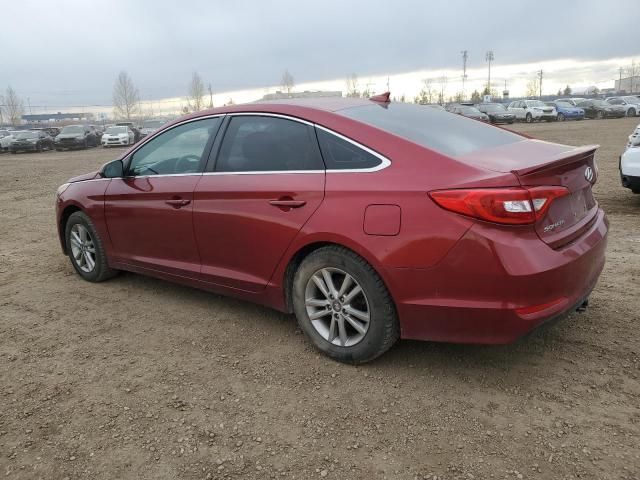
[485,50,494,93]
[461,50,468,94]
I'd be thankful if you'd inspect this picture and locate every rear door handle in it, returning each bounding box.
[165,199,191,208]
[269,199,307,208]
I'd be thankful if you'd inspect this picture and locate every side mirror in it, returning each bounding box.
[522,105,527,109]
[102,159,124,178]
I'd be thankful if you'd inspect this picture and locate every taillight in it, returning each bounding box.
[429,186,569,225]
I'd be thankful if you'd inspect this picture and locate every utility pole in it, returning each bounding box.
[208,83,213,108]
[538,69,543,98]
[485,50,494,94]
[27,97,32,115]
[461,50,468,96]
[619,66,624,92]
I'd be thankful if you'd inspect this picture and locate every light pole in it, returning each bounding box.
[485,51,494,95]
[461,50,468,97]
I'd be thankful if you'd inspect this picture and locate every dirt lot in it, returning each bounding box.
[1,117,639,480]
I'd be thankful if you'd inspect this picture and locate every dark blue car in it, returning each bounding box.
[547,101,584,121]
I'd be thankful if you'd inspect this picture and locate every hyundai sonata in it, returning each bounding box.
[55,95,608,363]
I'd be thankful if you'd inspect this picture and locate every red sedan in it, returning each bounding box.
[55,96,608,363]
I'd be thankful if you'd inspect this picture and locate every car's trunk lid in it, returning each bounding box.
[458,139,599,248]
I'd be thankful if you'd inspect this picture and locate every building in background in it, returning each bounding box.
[22,112,95,124]
[615,76,640,94]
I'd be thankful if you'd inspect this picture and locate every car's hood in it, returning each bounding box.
[68,171,100,183]
[57,133,83,139]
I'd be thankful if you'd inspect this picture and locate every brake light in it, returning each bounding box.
[429,186,569,225]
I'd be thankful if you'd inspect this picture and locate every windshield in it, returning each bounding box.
[106,126,127,134]
[16,131,38,139]
[623,96,639,103]
[142,120,165,129]
[526,100,546,107]
[338,102,522,157]
[61,125,84,134]
[592,100,608,107]
[555,101,573,108]
[479,104,506,112]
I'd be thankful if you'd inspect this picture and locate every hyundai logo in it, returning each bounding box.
[584,166,595,183]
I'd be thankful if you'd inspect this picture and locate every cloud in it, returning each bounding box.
[1,0,638,108]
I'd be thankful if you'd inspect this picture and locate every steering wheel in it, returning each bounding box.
[175,154,201,173]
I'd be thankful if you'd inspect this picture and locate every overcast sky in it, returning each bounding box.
[1,0,639,112]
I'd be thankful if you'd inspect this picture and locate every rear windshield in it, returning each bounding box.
[337,102,522,157]
[106,126,127,134]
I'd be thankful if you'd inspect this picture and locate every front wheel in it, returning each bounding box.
[292,246,399,364]
[65,211,117,282]
[629,108,637,117]
[596,110,604,119]
[557,113,565,121]
[525,113,533,123]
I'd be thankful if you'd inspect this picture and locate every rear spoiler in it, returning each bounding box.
[512,145,599,176]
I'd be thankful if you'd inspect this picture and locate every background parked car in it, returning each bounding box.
[507,100,557,122]
[55,125,98,150]
[44,127,61,137]
[605,97,640,117]
[547,101,585,121]
[139,119,167,139]
[576,99,625,119]
[475,103,515,124]
[446,104,489,122]
[0,130,21,152]
[115,122,141,142]
[101,125,135,147]
[10,130,54,153]
[620,124,640,193]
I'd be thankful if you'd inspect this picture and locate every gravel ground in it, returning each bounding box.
[0,117,639,480]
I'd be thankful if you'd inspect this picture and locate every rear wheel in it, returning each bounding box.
[596,110,604,119]
[65,211,117,282]
[629,108,637,117]
[525,113,533,123]
[292,246,399,364]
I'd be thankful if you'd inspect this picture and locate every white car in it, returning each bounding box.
[0,130,20,151]
[507,100,557,122]
[101,126,134,147]
[620,123,640,193]
[605,96,640,117]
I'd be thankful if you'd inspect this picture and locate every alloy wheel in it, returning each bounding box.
[69,224,96,273]
[304,267,370,347]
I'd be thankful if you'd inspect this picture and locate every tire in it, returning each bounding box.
[37,143,43,153]
[83,139,88,149]
[56,148,62,151]
[557,113,565,122]
[64,211,117,282]
[597,110,604,119]
[525,113,533,123]
[629,108,636,117]
[292,246,399,364]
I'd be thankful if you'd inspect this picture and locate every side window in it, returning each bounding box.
[215,116,324,172]
[128,117,221,176]
[316,128,383,170]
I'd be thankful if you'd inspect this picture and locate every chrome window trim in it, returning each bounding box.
[222,112,392,174]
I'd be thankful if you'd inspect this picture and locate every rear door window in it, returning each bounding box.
[215,115,324,172]
[316,128,383,170]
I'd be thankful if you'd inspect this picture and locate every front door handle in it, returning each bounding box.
[165,199,191,208]
[269,199,307,209]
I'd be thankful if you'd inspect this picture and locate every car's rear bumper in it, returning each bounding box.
[386,208,608,344]
[621,173,640,191]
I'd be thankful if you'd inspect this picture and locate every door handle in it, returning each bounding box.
[165,199,191,208]
[269,199,307,208]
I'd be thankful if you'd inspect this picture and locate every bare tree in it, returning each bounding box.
[186,72,206,112]
[0,93,4,126]
[113,71,140,120]
[526,78,540,98]
[280,69,294,95]
[345,73,360,98]
[414,79,434,104]
[437,76,448,105]
[4,86,24,126]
